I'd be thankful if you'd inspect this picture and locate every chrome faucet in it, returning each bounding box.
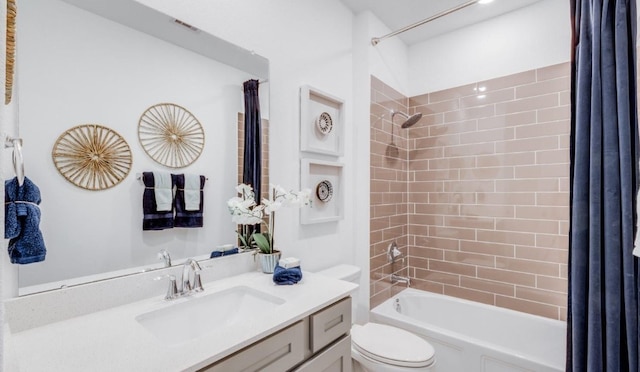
[159,257,204,300]
[181,258,204,295]
[391,273,411,286]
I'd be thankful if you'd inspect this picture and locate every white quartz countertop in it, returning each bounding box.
[6,271,357,372]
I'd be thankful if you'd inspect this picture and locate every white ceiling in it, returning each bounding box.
[340,0,544,45]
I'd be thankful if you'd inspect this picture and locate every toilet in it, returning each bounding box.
[316,264,436,372]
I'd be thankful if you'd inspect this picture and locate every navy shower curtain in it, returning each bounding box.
[242,79,262,203]
[567,1,640,371]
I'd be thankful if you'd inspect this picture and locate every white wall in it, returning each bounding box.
[408,0,571,95]
[366,12,410,96]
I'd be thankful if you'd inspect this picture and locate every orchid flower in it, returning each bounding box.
[228,183,312,254]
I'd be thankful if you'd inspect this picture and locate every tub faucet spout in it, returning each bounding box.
[391,274,411,286]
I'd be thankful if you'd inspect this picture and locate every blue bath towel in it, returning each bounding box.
[142,172,174,230]
[5,177,46,264]
[273,264,303,285]
[173,174,205,228]
[210,247,239,258]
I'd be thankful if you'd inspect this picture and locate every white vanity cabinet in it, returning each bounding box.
[200,296,352,372]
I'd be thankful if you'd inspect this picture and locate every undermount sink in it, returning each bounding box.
[135,285,285,346]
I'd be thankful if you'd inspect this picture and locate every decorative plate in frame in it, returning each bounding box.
[300,85,344,157]
[315,112,333,135]
[52,124,132,190]
[301,158,343,224]
[138,103,205,168]
[316,179,333,202]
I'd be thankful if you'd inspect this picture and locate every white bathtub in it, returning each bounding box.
[370,288,566,372]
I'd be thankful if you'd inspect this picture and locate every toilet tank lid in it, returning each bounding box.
[316,264,361,282]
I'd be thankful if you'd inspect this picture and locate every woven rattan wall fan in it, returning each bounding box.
[138,103,205,168]
[52,124,132,190]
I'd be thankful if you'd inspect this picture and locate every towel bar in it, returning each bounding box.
[135,173,209,182]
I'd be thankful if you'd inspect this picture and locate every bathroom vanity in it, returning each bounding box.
[203,296,352,371]
[5,271,357,371]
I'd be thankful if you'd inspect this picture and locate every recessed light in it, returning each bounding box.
[478,0,494,4]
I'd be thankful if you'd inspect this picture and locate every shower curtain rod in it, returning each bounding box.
[371,0,481,46]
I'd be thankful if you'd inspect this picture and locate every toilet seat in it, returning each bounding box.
[351,323,435,368]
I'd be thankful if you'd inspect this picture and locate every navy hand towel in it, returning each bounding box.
[142,172,174,230]
[273,264,303,285]
[173,174,205,228]
[210,247,239,258]
[5,177,46,264]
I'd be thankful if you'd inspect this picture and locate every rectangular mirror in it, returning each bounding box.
[16,0,269,294]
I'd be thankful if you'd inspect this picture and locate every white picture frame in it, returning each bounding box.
[301,158,344,224]
[300,85,344,157]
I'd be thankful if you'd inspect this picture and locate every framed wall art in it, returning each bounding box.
[300,85,344,157]
[300,158,343,224]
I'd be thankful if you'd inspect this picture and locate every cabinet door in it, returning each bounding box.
[309,297,352,353]
[202,321,305,372]
[294,335,352,372]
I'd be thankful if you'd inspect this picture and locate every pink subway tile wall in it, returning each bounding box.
[407,63,570,320]
[370,76,410,308]
[370,63,571,320]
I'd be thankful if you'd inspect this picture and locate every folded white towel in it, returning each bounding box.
[184,174,201,211]
[279,257,301,269]
[153,171,173,212]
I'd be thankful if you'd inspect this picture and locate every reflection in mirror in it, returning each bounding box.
[17,0,269,294]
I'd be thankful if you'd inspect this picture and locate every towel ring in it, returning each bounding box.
[5,136,24,186]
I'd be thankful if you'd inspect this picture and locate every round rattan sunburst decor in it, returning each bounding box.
[52,124,132,190]
[138,103,205,168]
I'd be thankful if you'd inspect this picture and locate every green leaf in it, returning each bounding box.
[237,233,248,247]
[252,233,271,253]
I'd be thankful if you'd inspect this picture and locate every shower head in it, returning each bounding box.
[391,110,423,128]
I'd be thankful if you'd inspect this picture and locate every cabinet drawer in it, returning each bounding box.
[295,334,352,372]
[310,297,351,353]
[202,320,305,372]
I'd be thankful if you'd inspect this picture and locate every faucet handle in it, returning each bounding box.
[182,276,192,293]
[166,276,179,300]
[155,274,179,300]
[192,270,204,293]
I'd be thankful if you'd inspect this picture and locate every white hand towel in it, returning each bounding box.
[184,174,202,211]
[153,171,173,212]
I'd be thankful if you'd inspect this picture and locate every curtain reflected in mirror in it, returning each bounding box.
[237,115,269,202]
[242,79,263,202]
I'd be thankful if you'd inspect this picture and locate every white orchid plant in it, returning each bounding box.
[228,183,312,254]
